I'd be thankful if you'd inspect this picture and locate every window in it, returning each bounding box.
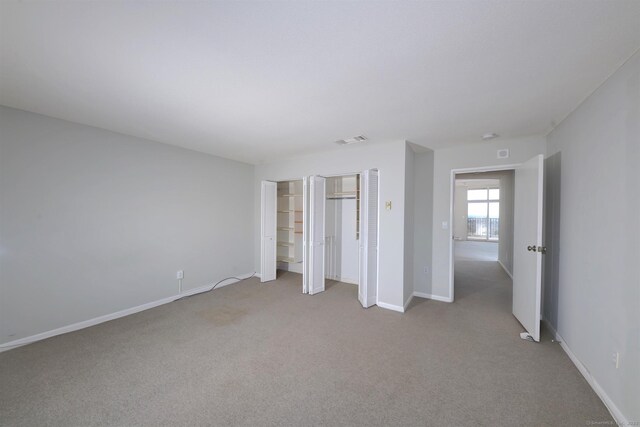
[467,187,499,241]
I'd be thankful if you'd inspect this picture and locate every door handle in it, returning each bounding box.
[537,246,547,254]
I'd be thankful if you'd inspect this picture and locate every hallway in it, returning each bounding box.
[454,240,505,302]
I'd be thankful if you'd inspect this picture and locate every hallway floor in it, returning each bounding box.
[455,240,498,261]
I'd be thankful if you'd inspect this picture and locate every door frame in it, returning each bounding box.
[448,163,520,302]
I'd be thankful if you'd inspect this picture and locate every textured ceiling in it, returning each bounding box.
[1,1,639,164]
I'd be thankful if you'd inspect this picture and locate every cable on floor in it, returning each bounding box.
[175,272,257,301]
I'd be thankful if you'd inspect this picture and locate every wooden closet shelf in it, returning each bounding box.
[327,191,357,196]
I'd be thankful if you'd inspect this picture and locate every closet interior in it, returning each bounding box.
[325,174,360,285]
[276,180,304,272]
[261,169,377,304]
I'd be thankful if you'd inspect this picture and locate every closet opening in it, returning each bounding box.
[260,169,378,308]
[275,179,304,286]
[324,174,360,291]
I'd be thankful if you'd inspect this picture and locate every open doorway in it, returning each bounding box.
[452,170,514,299]
[448,155,545,342]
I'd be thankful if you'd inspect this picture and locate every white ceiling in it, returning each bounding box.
[1,1,639,164]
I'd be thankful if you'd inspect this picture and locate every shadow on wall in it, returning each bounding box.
[543,151,561,331]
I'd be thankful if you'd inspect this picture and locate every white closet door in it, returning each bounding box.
[302,176,309,294]
[260,181,277,282]
[309,176,326,295]
[358,170,379,308]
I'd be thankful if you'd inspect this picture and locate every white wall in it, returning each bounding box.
[0,106,255,345]
[545,50,640,422]
[255,140,408,309]
[453,182,468,240]
[412,150,434,296]
[497,171,515,273]
[430,136,546,300]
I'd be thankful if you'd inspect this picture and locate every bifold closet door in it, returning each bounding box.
[308,176,326,295]
[302,177,309,294]
[358,169,379,308]
[260,181,277,282]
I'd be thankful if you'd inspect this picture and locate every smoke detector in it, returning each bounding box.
[482,132,500,141]
[335,135,367,145]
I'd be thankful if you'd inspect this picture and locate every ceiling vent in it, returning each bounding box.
[335,135,367,146]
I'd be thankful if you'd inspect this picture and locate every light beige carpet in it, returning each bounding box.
[0,261,611,426]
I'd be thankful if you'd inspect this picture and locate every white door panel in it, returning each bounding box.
[513,155,544,341]
[359,170,379,308]
[261,181,277,282]
[302,177,309,294]
[309,176,326,295]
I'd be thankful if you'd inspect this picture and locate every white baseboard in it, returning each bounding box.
[325,275,358,285]
[0,272,256,353]
[543,319,627,425]
[376,301,405,313]
[403,294,414,311]
[413,291,453,303]
[497,259,513,279]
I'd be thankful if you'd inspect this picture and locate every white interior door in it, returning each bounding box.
[309,176,326,295]
[302,177,309,294]
[512,155,544,341]
[358,169,379,308]
[260,180,277,283]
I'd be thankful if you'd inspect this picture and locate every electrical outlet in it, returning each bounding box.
[612,352,619,369]
[176,270,184,280]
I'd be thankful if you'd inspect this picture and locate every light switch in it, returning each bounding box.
[385,201,392,210]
